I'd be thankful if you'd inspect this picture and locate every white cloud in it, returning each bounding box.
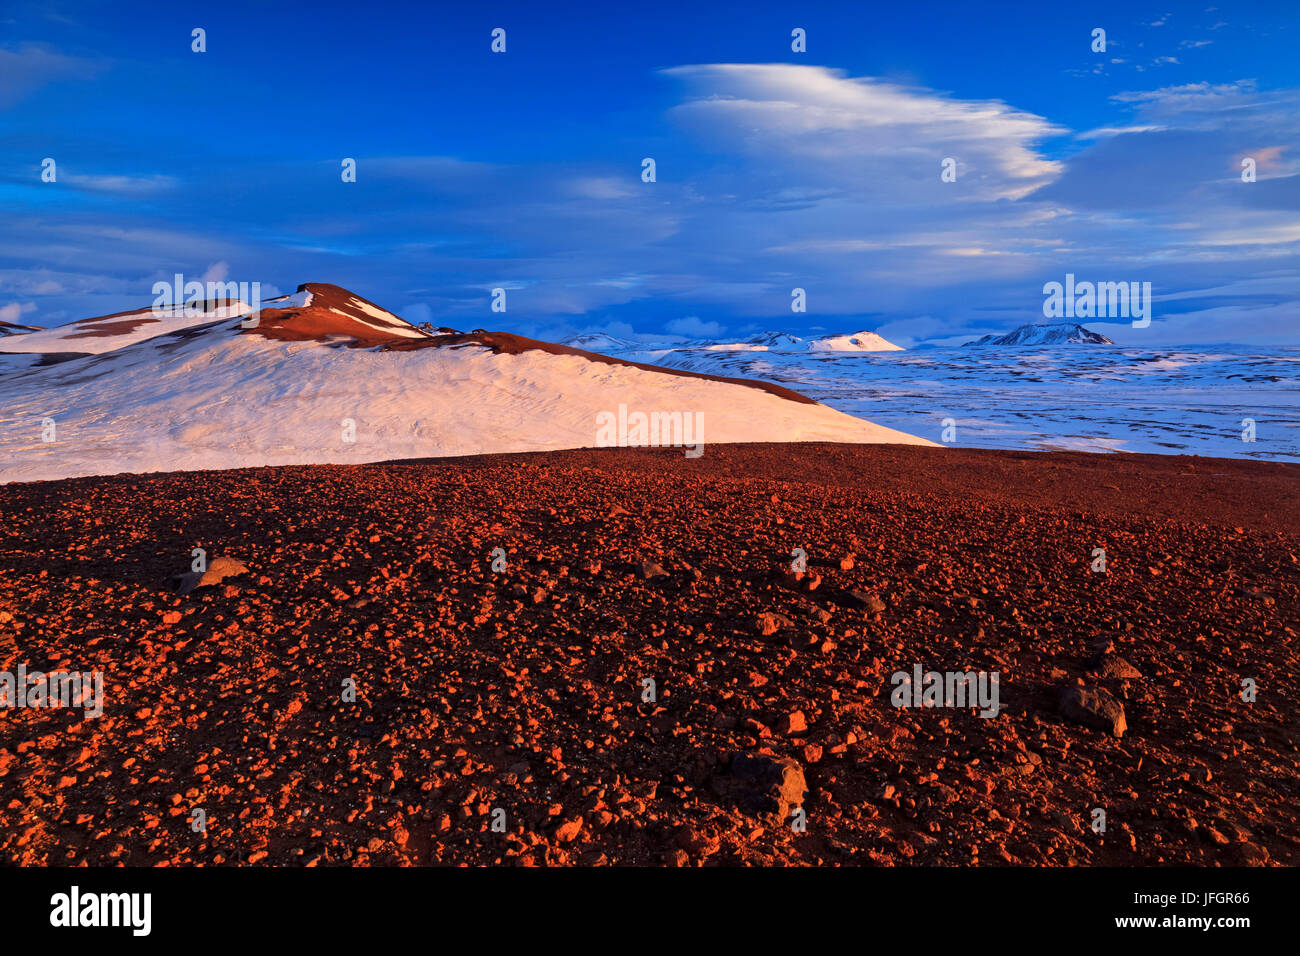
[201,261,230,283]
[666,315,723,337]
[0,302,36,322]
[663,64,1065,201]
[1076,125,1167,139]
[63,172,178,195]
[0,43,101,107]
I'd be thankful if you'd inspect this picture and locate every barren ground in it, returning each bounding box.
[0,443,1296,866]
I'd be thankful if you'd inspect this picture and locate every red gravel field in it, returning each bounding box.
[0,443,1296,867]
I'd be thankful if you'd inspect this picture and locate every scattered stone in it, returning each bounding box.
[168,556,250,595]
[1092,655,1143,680]
[1203,826,1230,846]
[1,443,1287,868]
[1237,843,1269,866]
[847,590,886,615]
[754,612,793,636]
[635,560,668,581]
[1058,686,1127,737]
[720,752,807,821]
[553,817,584,843]
[780,710,808,735]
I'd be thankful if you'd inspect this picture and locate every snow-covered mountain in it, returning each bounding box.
[807,331,904,352]
[964,323,1114,346]
[0,299,260,354]
[716,330,903,352]
[0,283,934,483]
[566,329,903,355]
[564,332,636,353]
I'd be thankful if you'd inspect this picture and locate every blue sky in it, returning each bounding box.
[2,0,1297,345]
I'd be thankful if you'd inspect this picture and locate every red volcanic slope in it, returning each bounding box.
[0,443,1295,867]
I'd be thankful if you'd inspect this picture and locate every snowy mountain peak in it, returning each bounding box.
[734,330,904,352]
[0,282,434,357]
[963,323,1114,346]
[699,329,904,353]
[807,331,904,352]
[249,282,433,345]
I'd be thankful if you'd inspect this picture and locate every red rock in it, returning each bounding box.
[554,817,584,842]
[780,710,808,735]
[1058,686,1128,737]
[754,612,792,636]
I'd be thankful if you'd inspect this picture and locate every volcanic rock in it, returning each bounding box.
[720,752,808,821]
[168,555,250,595]
[780,710,808,735]
[754,612,794,636]
[1058,686,1127,737]
[1091,656,1143,680]
[847,590,886,615]
[635,560,668,581]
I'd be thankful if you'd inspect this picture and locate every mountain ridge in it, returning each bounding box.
[963,323,1115,346]
[564,328,904,354]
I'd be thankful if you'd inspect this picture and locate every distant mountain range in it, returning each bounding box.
[963,323,1114,346]
[571,323,1120,353]
[566,329,904,354]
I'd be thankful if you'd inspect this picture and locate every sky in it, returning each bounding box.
[1,0,1298,346]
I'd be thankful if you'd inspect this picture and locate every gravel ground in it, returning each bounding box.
[0,443,1296,866]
